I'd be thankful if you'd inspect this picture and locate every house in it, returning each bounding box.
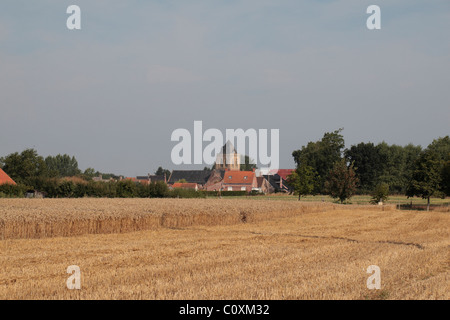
[0,168,16,185]
[220,170,258,192]
[168,170,213,188]
[172,183,199,191]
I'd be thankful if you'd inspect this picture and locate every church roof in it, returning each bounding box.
[219,141,237,154]
[168,170,212,185]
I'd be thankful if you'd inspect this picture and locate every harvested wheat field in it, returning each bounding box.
[0,198,448,300]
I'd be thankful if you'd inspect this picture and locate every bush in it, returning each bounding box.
[0,183,27,198]
[57,181,76,198]
[203,191,248,197]
[371,183,389,204]
[116,180,138,198]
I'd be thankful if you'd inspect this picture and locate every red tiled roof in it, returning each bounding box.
[274,169,295,180]
[223,171,255,184]
[0,168,16,185]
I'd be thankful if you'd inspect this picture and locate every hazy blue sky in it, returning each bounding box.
[1,0,449,176]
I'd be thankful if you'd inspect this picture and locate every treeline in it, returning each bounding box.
[0,149,251,199]
[0,177,249,199]
[289,129,449,206]
[0,178,169,199]
[0,149,119,184]
[0,149,141,198]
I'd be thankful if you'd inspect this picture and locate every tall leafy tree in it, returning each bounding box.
[287,163,317,200]
[45,154,81,177]
[406,150,443,211]
[0,149,48,184]
[426,136,450,161]
[324,159,358,204]
[345,142,386,192]
[406,136,450,210]
[292,128,345,193]
[376,142,422,194]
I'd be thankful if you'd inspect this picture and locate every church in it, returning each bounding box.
[214,140,241,171]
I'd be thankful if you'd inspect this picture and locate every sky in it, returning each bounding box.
[0,0,449,176]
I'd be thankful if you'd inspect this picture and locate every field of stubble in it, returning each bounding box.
[0,198,448,300]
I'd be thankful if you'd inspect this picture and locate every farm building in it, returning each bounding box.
[0,168,16,185]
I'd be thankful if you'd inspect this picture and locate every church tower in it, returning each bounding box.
[215,141,241,171]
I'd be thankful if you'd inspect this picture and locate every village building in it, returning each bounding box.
[212,169,258,192]
[203,169,226,191]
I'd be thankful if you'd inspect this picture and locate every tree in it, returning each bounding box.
[370,183,389,204]
[83,168,98,179]
[375,142,422,194]
[406,137,449,210]
[287,163,317,200]
[324,159,358,204]
[292,128,345,193]
[148,181,169,198]
[155,166,171,178]
[426,136,450,161]
[345,142,386,192]
[240,155,257,171]
[442,161,450,196]
[0,149,48,184]
[45,154,81,177]
[406,150,443,211]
